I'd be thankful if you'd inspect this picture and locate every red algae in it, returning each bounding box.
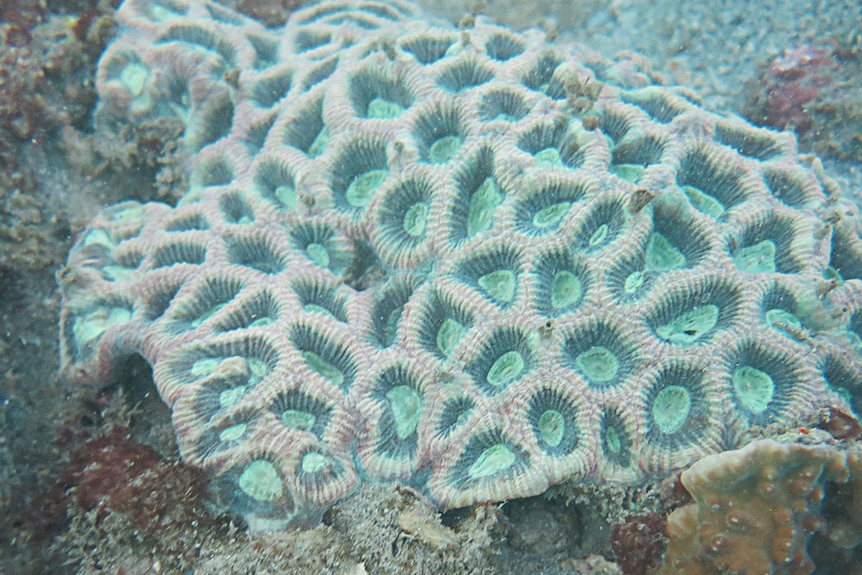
[612,513,667,575]
[62,426,213,537]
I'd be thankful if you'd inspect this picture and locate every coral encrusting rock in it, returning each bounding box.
[657,437,862,575]
[59,0,862,530]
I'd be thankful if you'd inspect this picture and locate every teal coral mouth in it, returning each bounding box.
[58,0,862,532]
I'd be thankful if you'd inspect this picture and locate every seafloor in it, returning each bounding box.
[0,0,860,574]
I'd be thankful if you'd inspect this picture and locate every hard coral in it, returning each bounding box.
[656,437,862,575]
[59,0,862,531]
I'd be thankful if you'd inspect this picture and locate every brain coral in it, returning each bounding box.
[60,0,862,531]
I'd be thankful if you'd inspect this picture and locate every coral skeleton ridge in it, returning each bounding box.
[60,0,862,530]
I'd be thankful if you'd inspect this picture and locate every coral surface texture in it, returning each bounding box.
[59,0,862,530]
[660,438,862,575]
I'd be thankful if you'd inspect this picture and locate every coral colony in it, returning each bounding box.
[658,439,862,574]
[60,0,862,533]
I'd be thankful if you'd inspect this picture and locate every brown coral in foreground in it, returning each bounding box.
[657,437,862,575]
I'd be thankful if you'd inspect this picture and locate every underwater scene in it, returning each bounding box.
[1,0,862,573]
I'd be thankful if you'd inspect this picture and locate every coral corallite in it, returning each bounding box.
[59,0,862,531]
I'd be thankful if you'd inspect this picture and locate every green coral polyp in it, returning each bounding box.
[551,270,584,310]
[466,177,501,236]
[534,148,562,167]
[533,202,571,229]
[346,169,387,207]
[73,306,132,345]
[478,269,516,303]
[437,318,466,357]
[652,385,691,434]
[732,366,774,414]
[281,409,316,431]
[589,224,609,247]
[429,135,461,163]
[367,97,405,118]
[301,452,329,473]
[624,271,645,294]
[274,184,297,210]
[765,308,803,337]
[303,303,333,318]
[308,126,329,157]
[386,385,422,439]
[107,204,145,222]
[734,240,777,273]
[239,460,283,502]
[185,300,229,330]
[402,202,429,237]
[219,386,246,408]
[468,443,516,479]
[682,185,725,218]
[551,270,582,310]
[604,425,622,455]
[656,304,719,344]
[575,346,619,382]
[611,164,644,183]
[219,423,247,442]
[150,4,183,22]
[306,242,330,267]
[248,358,268,380]
[248,316,273,328]
[302,351,344,386]
[119,62,148,97]
[646,232,686,271]
[382,308,402,347]
[487,350,524,386]
[82,228,117,249]
[190,307,222,329]
[537,410,564,447]
[190,357,221,378]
